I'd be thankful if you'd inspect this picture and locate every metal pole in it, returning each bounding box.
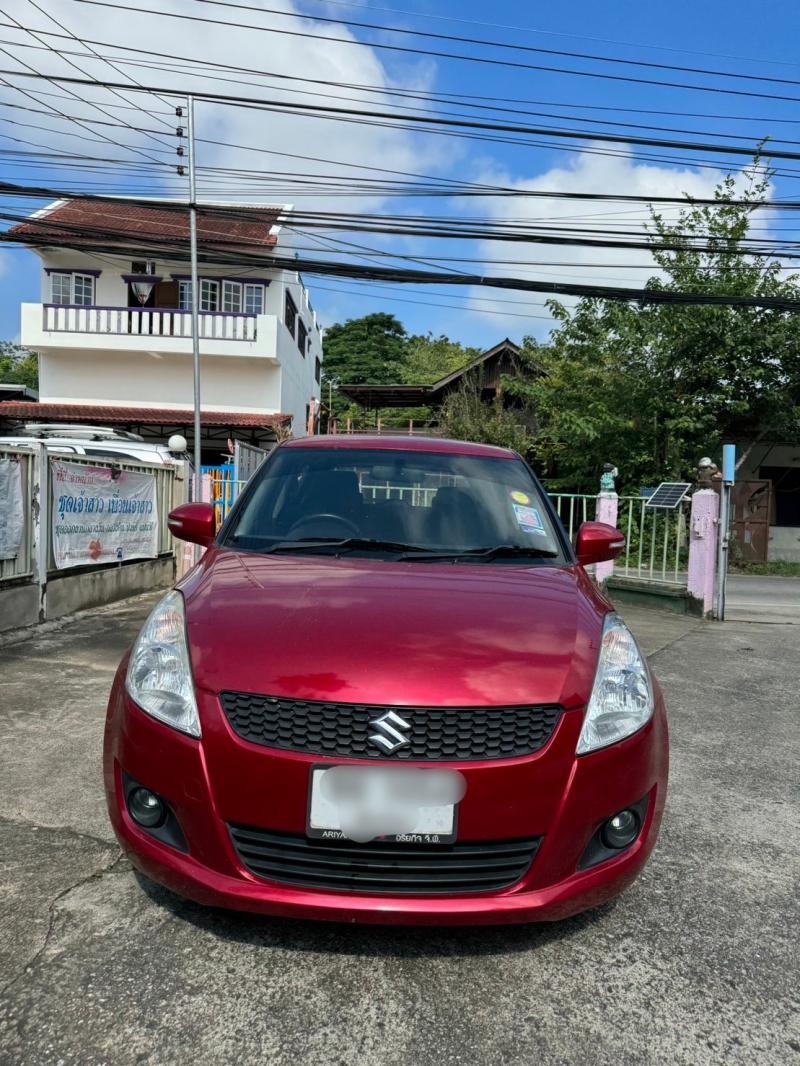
[716,485,730,620]
[716,443,736,621]
[187,95,202,502]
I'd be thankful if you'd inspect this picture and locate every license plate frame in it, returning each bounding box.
[306,765,459,845]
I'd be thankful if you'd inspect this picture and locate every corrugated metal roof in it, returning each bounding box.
[0,402,290,428]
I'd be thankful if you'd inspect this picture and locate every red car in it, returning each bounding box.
[104,436,668,925]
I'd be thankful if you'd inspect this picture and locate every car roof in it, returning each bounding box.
[282,435,518,460]
[0,434,164,449]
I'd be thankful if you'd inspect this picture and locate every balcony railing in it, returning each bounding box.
[42,303,257,341]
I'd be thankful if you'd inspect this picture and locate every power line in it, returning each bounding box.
[5,218,800,309]
[21,0,177,128]
[305,280,557,321]
[12,35,800,148]
[298,0,800,72]
[0,11,170,166]
[69,0,800,105]
[0,64,796,170]
[6,20,797,129]
[179,0,800,91]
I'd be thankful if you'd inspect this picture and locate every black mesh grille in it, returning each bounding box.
[219,692,562,761]
[229,824,540,895]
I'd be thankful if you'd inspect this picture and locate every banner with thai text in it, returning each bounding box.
[0,458,24,561]
[51,460,158,570]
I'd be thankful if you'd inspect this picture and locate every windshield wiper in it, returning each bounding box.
[263,536,429,556]
[397,544,559,562]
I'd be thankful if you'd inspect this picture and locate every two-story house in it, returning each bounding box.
[1,198,323,457]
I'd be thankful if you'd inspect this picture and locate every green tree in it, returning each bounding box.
[400,333,480,384]
[439,347,540,455]
[513,160,800,491]
[322,313,408,388]
[0,343,37,389]
[321,316,483,428]
[439,383,535,455]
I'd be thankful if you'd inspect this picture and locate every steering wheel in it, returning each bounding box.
[286,512,361,538]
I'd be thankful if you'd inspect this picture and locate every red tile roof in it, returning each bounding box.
[0,402,290,428]
[8,199,281,252]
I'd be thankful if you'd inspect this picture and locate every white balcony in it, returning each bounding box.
[21,303,282,360]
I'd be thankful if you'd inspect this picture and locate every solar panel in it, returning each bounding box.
[644,482,692,509]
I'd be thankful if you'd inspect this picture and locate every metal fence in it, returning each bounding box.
[547,493,596,542]
[616,495,689,585]
[0,444,35,582]
[547,491,689,585]
[201,465,248,526]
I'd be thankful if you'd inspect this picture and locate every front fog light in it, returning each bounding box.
[128,787,166,828]
[601,809,640,849]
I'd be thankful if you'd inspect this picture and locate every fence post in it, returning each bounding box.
[595,463,619,585]
[173,460,194,581]
[687,466,720,617]
[31,442,48,622]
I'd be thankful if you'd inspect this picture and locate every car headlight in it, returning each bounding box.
[125,590,201,738]
[577,614,653,754]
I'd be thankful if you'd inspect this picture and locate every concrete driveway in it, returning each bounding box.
[0,596,797,1066]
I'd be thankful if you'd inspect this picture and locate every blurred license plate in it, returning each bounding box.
[307,766,463,844]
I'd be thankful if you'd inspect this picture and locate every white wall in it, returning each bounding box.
[271,272,323,432]
[768,526,800,563]
[40,349,283,413]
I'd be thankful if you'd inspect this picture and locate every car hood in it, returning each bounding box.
[181,550,608,709]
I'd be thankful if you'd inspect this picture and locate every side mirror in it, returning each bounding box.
[168,502,216,547]
[575,521,626,566]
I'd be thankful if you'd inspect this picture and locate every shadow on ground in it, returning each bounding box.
[134,869,615,960]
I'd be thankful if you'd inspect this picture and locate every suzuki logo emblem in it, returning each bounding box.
[368,710,411,754]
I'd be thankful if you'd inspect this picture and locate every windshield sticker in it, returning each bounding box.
[512,503,546,536]
[510,490,531,505]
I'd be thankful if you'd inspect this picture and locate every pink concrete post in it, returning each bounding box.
[595,491,618,584]
[687,489,719,616]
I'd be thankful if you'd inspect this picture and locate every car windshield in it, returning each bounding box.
[221,447,566,564]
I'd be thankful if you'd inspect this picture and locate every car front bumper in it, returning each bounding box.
[104,674,669,926]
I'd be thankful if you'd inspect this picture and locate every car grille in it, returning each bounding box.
[219,692,562,761]
[228,824,541,895]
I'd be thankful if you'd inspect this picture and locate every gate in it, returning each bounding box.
[731,480,771,563]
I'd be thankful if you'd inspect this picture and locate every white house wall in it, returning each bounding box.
[273,273,322,432]
[39,349,283,413]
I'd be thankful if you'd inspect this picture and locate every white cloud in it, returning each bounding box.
[0,0,447,216]
[468,145,771,338]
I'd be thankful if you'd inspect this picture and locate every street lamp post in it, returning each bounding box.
[186,94,202,502]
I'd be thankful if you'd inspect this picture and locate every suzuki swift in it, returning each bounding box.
[104,436,668,925]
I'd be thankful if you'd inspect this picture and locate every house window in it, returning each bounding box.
[73,274,94,305]
[50,272,94,305]
[297,319,308,356]
[285,290,297,338]
[243,283,264,315]
[178,280,192,311]
[200,278,219,312]
[315,357,321,384]
[222,280,242,313]
[131,260,156,275]
[51,273,72,305]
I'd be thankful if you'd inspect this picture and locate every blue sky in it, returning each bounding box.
[1,0,799,351]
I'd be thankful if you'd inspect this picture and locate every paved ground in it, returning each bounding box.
[0,595,797,1066]
[726,573,800,624]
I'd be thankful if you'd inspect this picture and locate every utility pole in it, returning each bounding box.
[186,95,202,502]
[716,443,736,621]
